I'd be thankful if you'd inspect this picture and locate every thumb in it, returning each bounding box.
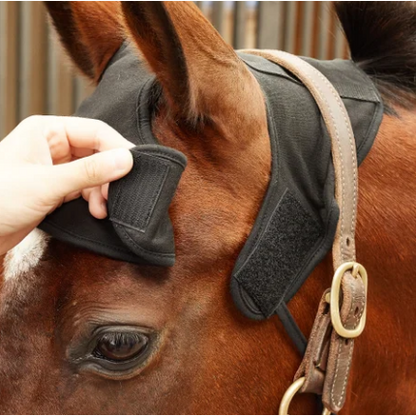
[49,148,133,198]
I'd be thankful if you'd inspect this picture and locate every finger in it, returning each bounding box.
[88,187,108,219]
[71,147,96,159]
[81,186,103,204]
[46,116,135,152]
[101,183,109,200]
[63,190,82,203]
[10,116,70,164]
[6,116,135,166]
[81,187,94,202]
[49,148,133,198]
[42,118,72,163]
[3,116,55,165]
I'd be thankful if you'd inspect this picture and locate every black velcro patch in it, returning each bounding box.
[110,151,170,232]
[234,190,322,317]
[108,144,187,266]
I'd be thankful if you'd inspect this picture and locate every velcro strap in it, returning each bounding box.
[108,144,187,266]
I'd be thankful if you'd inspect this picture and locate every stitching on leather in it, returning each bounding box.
[338,277,357,406]
[281,53,347,261]
[331,335,343,407]
[340,278,365,407]
[331,277,352,407]
[337,337,354,408]
[315,69,357,260]
[320,74,358,251]
[302,297,327,386]
[279,50,356,262]
[331,276,354,407]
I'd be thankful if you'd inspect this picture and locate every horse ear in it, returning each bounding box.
[121,2,262,124]
[45,1,124,81]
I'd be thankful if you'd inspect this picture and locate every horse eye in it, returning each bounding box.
[93,332,148,362]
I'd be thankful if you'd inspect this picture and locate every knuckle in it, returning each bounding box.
[43,123,65,143]
[83,158,101,184]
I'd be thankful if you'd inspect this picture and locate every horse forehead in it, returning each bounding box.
[3,229,49,282]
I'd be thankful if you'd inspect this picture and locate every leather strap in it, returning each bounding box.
[242,50,367,414]
[294,291,332,396]
[323,271,365,412]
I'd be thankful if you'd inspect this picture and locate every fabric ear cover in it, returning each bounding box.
[108,145,187,267]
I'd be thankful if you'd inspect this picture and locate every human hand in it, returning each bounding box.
[0,116,134,255]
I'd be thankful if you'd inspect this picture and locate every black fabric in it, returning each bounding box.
[39,43,187,266]
[108,145,186,266]
[230,53,383,319]
[276,304,307,355]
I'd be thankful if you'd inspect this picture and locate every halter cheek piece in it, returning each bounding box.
[243,50,367,415]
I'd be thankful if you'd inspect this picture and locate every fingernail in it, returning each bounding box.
[112,148,133,171]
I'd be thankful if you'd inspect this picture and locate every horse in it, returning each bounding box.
[1,1,415,414]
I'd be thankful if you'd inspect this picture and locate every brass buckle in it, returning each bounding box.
[330,261,368,339]
[279,377,331,415]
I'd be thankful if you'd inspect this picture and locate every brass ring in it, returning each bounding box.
[279,377,331,415]
[279,377,305,415]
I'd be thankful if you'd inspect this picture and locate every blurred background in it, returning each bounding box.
[0,1,348,139]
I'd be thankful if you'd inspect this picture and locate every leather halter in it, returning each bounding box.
[242,50,368,414]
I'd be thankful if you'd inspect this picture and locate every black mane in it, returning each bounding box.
[335,1,416,112]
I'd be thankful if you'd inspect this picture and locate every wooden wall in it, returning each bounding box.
[0,1,347,138]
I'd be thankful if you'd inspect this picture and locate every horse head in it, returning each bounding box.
[0,3,290,414]
[2,2,416,414]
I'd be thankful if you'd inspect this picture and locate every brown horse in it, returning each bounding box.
[1,1,416,414]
